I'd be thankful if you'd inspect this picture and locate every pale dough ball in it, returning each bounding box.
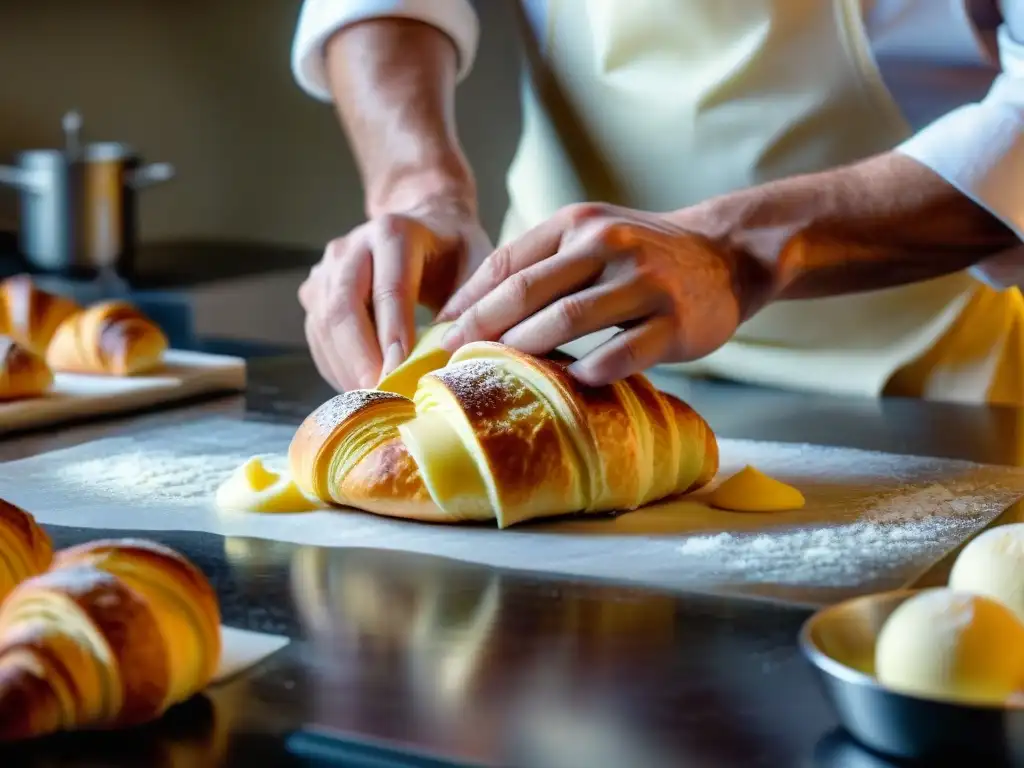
[215,456,319,513]
[950,523,1024,622]
[875,588,1024,706]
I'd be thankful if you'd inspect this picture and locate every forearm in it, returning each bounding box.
[681,152,1017,314]
[324,19,476,217]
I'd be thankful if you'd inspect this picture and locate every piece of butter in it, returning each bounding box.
[376,322,454,398]
[215,456,320,514]
[707,464,805,512]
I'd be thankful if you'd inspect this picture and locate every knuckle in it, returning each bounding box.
[375,213,412,241]
[483,246,514,285]
[323,237,348,261]
[557,295,588,327]
[298,280,313,309]
[372,284,409,306]
[503,270,532,306]
[457,304,483,335]
[563,202,609,227]
[590,220,633,248]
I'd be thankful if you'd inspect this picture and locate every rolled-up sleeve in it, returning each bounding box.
[291,0,480,102]
[896,3,1024,284]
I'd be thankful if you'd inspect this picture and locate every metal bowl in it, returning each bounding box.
[800,589,1024,764]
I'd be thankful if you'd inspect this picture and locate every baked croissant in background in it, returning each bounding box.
[0,538,222,742]
[0,338,53,401]
[0,499,53,601]
[290,338,718,528]
[0,275,80,356]
[47,299,168,376]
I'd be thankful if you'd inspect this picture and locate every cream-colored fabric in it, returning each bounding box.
[500,0,991,401]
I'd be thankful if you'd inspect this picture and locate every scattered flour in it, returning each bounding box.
[53,450,251,504]
[43,419,293,506]
[677,487,1001,587]
[3,417,1024,594]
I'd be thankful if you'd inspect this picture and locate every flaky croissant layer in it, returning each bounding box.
[0,538,222,741]
[290,341,718,528]
[0,339,54,402]
[0,499,53,601]
[0,276,169,383]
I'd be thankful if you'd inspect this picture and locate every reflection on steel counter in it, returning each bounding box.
[3,693,229,768]
[286,546,688,766]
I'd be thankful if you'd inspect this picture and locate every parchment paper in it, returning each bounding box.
[3,417,1024,606]
[216,626,289,682]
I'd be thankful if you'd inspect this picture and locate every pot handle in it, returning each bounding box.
[0,166,48,193]
[127,162,175,190]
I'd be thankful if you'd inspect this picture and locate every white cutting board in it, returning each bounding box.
[0,350,246,435]
[3,417,1024,608]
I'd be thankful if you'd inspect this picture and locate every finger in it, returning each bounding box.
[298,261,325,313]
[325,309,383,390]
[304,314,343,391]
[501,274,661,355]
[442,239,606,350]
[436,216,564,322]
[371,216,426,376]
[321,248,383,389]
[568,315,677,386]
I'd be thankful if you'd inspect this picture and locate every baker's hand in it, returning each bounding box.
[299,198,492,392]
[436,203,771,386]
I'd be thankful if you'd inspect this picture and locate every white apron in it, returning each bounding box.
[498,0,1023,405]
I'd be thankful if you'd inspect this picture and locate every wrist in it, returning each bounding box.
[671,193,793,321]
[367,156,477,219]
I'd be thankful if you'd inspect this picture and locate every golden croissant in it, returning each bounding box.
[289,339,718,528]
[0,499,53,601]
[0,538,222,741]
[0,337,53,401]
[0,275,80,357]
[46,300,168,376]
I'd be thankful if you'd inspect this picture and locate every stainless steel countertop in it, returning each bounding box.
[3,353,1022,767]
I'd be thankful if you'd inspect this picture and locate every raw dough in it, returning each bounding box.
[950,523,1024,622]
[707,464,805,512]
[875,588,1024,705]
[215,456,320,513]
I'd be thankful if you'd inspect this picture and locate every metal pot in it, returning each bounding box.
[0,112,174,277]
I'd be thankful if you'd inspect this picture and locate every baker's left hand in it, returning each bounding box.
[436,203,773,386]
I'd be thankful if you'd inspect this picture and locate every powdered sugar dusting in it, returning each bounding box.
[435,359,524,417]
[311,390,405,434]
[29,565,116,594]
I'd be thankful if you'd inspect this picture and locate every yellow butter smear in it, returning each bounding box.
[215,457,321,514]
[708,465,805,513]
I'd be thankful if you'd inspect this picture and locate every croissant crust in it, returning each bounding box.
[290,341,718,528]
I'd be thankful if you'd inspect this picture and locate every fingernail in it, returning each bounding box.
[567,362,595,385]
[381,341,405,376]
[441,324,463,351]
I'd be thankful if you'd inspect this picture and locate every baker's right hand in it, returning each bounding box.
[299,198,492,392]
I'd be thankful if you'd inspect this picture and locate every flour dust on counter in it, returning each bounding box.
[48,419,292,505]
[1,417,1024,606]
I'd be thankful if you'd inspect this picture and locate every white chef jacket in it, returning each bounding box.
[290,0,1024,286]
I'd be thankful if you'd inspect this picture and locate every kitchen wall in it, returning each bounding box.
[0,0,523,246]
